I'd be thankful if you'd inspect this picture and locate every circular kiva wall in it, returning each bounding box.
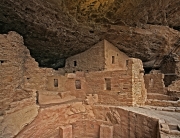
[16,102,159,138]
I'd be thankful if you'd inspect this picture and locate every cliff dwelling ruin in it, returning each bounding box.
[0,32,180,138]
[0,0,180,138]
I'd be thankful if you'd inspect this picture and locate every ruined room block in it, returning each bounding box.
[100,124,113,138]
[59,125,72,138]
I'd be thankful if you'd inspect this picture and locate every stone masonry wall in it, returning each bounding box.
[129,58,147,106]
[0,32,28,114]
[65,40,105,72]
[16,104,159,138]
[160,56,177,87]
[104,40,129,71]
[23,51,54,90]
[144,72,166,94]
[84,58,146,106]
[45,72,93,99]
[85,70,134,106]
[163,54,180,95]
[0,32,39,138]
[93,106,159,138]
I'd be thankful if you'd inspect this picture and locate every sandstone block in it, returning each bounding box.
[177,124,180,131]
[76,71,85,77]
[59,125,72,138]
[100,124,113,138]
[161,123,170,134]
[85,94,98,105]
[67,73,76,79]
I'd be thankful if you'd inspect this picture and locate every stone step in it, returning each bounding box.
[145,99,180,107]
[147,93,179,101]
[160,123,180,137]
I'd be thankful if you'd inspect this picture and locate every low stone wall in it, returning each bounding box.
[146,99,180,107]
[93,105,158,138]
[15,104,159,138]
[38,90,76,105]
[147,93,179,101]
[144,73,166,94]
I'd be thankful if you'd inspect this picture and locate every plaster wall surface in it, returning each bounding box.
[65,39,129,72]
[65,40,105,72]
[104,40,129,71]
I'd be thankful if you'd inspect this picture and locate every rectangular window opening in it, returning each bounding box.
[105,78,111,90]
[112,56,115,64]
[74,61,77,66]
[126,60,128,66]
[149,78,153,87]
[75,80,81,89]
[54,79,58,87]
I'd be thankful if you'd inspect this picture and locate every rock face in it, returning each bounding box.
[0,0,180,68]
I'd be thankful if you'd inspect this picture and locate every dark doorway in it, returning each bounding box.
[74,61,77,66]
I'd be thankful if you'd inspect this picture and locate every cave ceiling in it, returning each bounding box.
[0,0,180,68]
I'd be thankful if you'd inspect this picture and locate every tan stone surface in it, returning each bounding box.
[0,105,39,138]
[168,80,180,95]
[104,40,129,71]
[0,31,54,113]
[0,32,30,114]
[15,104,164,138]
[85,94,98,105]
[59,125,72,138]
[144,71,166,94]
[16,103,94,138]
[130,58,147,105]
[38,90,76,105]
[1,31,180,138]
[72,120,102,138]
[100,124,113,138]
[65,40,105,72]
[65,39,129,72]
